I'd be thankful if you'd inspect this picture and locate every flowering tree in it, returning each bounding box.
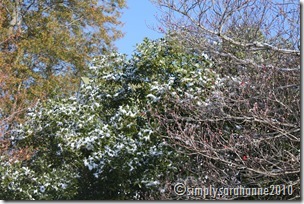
[1,36,217,200]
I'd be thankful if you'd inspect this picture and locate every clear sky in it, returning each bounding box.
[115,0,163,58]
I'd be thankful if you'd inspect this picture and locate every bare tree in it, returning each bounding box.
[152,0,300,73]
[150,0,300,200]
[152,66,300,200]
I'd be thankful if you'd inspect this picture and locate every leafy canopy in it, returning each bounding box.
[2,36,218,200]
[0,0,126,134]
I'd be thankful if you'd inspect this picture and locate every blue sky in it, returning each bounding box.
[115,0,163,57]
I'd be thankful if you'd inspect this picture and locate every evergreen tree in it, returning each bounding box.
[1,36,217,200]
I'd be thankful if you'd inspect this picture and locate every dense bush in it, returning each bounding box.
[0,37,218,200]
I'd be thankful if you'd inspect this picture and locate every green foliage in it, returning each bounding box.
[0,0,126,133]
[2,37,217,200]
